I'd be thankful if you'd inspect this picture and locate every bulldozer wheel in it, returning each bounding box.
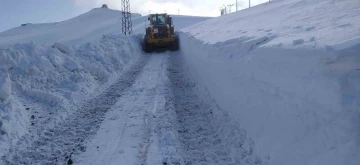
[170,35,179,51]
[142,41,153,53]
[142,35,153,53]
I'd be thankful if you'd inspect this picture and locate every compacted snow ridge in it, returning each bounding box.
[133,53,171,165]
[165,54,262,165]
[1,55,150,165]
[73,53,169,165]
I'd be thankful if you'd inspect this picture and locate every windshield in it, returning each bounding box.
[152,15,166,25]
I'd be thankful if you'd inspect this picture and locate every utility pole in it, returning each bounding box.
[236,0,238,11]
[149,10,151,15]
[249,0,251,8]
[227,4,234,13]
[219,7,224,15]
[177,9,180,15]
[121,0,132,35]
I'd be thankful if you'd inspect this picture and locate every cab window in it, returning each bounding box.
[152,15,166,25]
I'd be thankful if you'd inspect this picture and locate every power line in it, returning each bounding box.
[121,0,132,35]
[219,4,227,15]
[227,4,234,13]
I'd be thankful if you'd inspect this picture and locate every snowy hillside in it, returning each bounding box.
[0,7,210,48]
[183,0,360,50]
[179,0,360,165]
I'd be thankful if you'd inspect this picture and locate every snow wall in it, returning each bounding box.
[0,34,143,157]
[178,32,360,165]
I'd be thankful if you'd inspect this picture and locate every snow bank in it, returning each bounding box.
[0,73,11,102]
[0,72,29,156]
[0,34,142,157]
[178,0,360,164]
[179,32,360,165]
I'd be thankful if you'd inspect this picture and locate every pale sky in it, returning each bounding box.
[0,0,269,32]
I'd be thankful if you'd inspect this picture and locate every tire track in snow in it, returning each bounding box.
[133,53,168,165]
[166,54,231,165]
[1,55,150,165]
[74,53,168,165]
[166,54,262,165]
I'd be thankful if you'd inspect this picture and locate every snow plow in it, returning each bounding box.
[142,13,179,53]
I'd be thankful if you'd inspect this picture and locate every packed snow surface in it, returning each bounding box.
[74,53,260,165]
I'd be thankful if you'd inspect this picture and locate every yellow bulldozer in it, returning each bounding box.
[142,13,179,53]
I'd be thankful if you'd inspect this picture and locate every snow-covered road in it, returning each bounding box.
[1,1,358,164]
[1,50,256,165]
[74,53,169,165]
[166,54,260,165]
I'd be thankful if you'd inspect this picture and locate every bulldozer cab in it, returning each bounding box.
[148,13,172,27]
[142,13,179,53]
[151,15,165,25]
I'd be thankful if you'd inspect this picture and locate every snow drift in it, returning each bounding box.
[178,0,360,164]
[0,34,143,157]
